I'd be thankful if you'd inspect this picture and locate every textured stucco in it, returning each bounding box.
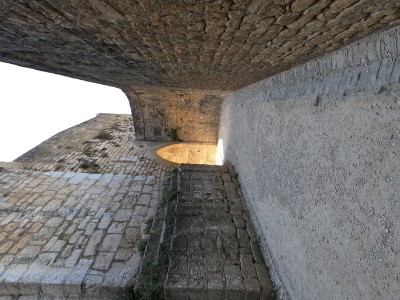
[219,25,400,299]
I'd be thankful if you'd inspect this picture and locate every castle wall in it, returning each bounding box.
[219,25,400,299]
[124,87,225,142]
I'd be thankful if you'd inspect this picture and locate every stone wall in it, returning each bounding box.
[124,87,225,142]
[1,1,399,90]
[219,25,400,299]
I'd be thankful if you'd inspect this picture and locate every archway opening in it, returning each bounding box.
[0,62,131,161]
[156,142,219,165]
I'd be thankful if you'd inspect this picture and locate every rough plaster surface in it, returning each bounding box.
[219,25,400,299]
[124,87,225,142]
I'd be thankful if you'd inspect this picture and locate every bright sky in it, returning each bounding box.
[0,62,131,162]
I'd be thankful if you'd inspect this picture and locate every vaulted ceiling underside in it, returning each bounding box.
[0,0,399,90]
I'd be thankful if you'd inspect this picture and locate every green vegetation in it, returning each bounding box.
[167,209,177,222]
[83,146,94,157]
[144,218,153,234]
[111,123,122,131]
[137,239,148,255]
[95,130,113,140]
[271,286,280,300]
[79,159,100,173]
[22,163,34,170]
[164,189,179,202]
[137,264,164,300]
[136,243,171,300]
[166,128,182,142]
[136,170,179,300]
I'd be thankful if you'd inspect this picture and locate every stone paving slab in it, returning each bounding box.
[165,165,273,299]
[137,165,273,299]
[0,167,161,299]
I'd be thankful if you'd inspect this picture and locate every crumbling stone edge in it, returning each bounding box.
[134,168,179,299]
[230,164,288,300]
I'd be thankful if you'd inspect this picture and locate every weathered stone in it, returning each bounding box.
[84,230,103,257]
[244,277,261,300]
[240,254,257,278]
[330,0,359,12]
[125,87,225,142]
[0,2,398,142]
[107,222,127,234]
[120,227,141,248]
[0,242,14,255]
[93,252,114,270]
[100,234,122,252]
[0,134,165,299]
[158,166,272,299]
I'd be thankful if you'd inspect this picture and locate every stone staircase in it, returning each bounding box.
[136,165,273,299]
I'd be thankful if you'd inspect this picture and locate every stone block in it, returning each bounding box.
[240,254,257,278]
[100,234,122,252]
[237,228,250,249]
[172,234,188,253]
[93,252,114,270]
[244,277,261,300]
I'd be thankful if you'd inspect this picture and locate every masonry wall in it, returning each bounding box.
[219,25,400,299]
[124,87,225,142]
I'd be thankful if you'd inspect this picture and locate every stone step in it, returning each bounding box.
[136,165,273,299]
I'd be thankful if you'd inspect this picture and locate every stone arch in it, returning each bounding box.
[122,87,145,140]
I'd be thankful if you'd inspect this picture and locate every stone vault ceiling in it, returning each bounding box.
[0,0,399,91]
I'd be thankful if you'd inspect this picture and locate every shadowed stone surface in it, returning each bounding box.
[136,165,273,299]
[0,1,399,91]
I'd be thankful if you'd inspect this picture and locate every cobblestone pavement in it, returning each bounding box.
[0,114,271,298]
[7,114,166,177]
[137,165,273,299]
[0,167,161,299]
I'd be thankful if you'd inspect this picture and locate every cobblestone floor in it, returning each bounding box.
[166,165,272,299]
[0,168,161,299]
[0,114,272,299]
[0,114,171,299]
[137,165,273,299]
